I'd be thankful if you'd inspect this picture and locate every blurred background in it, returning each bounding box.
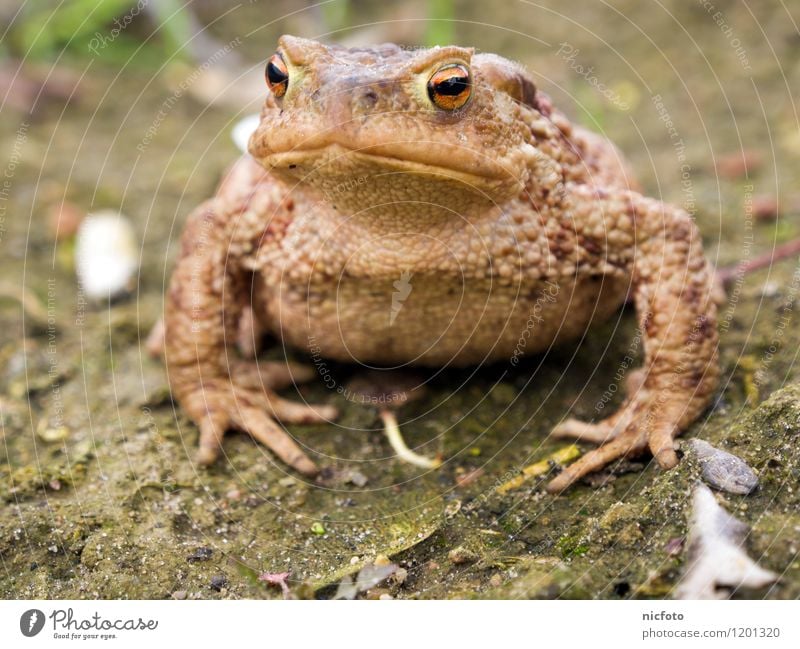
[1,0,797,286]
[1,0,799,600]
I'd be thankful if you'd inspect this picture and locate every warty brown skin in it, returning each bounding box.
[163,35,719,491]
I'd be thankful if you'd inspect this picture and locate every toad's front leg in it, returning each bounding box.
[547,188,719,492]
[164,197,336,476]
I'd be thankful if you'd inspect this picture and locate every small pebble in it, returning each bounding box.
[347,470,368,487]
[209,575,227,592]
[75,210,138,300]
[752,195,780,221]
[759,282,780,298]
[489,574,503,588]
[444,500,462,519]
[231,114,260,154]
[664,537,685,557]
[391,568,408,586]
[187,546,213,563]
[687,439,759,495]
[171,590,187,600]
[715,150,763,179]
[448,546,478,565]
[36,422,69,443]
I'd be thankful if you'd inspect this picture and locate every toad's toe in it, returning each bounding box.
[546,428,648,493]
[551,418,619,444]
[179,378,335,476]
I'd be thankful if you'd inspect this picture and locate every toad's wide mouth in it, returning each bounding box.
[254,144,521,189]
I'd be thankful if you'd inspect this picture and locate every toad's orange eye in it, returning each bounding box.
[427,64,471,110]
[266,53,288,97]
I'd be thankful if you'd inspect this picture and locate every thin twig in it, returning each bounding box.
[716,238,800,287]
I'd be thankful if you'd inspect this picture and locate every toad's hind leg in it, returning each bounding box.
[546,189,719,492]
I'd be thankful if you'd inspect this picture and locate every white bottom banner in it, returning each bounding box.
[2,600,797,648]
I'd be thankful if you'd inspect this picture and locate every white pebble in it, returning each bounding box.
[76,210,138,299]
[231,114,261,154]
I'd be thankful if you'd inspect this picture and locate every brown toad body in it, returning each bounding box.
[164,35,719,491]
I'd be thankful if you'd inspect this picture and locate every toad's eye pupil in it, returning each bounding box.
[427,64,471,110]
[266,54,288,97]
[267,61,287,85]
[436,76,469,96]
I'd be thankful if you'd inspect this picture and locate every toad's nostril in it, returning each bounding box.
[353,88,379,112]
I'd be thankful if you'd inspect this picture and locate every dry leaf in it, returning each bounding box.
[333,562,398,600]
[675,483,778,599]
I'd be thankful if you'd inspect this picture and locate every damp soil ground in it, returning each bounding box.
[1,0,799,599]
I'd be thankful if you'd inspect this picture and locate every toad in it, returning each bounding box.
[163,35,719,492]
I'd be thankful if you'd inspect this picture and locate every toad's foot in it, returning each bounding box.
[179,376,337,476]
[539,188,720,493]
[548,369,647,445]
[546,388,683,493]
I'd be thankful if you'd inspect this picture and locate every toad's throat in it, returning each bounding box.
[257,146,524,216]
